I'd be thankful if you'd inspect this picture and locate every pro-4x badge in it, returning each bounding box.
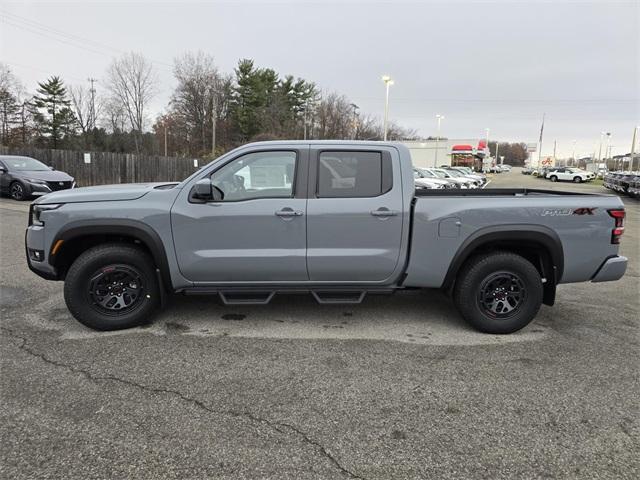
[572,208,597,215]
[541,208,597,216]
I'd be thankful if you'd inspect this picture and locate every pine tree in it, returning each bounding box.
[31,76,76,148]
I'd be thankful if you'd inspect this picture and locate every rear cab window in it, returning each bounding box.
[317,151,392,198]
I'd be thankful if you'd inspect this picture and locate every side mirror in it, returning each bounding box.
[48,165,55,170]
[0,167,6,174]
[193,178,212,200]
[192,178,224,202]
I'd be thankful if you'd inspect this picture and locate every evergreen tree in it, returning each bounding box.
[31,76,76,148]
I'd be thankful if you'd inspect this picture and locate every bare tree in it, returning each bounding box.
[171,51,222,154]
[69,85,92,134]
[106,52,156,152]
[102,96,127,133]
[0,63,25,145]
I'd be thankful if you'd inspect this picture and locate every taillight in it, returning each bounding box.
[608,209,625,244]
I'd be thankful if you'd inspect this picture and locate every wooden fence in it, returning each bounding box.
[0,146,201,187]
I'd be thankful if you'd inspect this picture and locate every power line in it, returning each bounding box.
[0,10,174,70]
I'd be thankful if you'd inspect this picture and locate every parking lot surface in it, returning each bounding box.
[1,170,638,479]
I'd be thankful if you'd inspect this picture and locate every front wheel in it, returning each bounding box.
[573,177,582,183]
[453,251,543,334]
[10,181,27,200]
[549,176,558,182]
[64,244,160,330]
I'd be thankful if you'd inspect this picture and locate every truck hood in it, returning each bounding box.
[34,183,175,204]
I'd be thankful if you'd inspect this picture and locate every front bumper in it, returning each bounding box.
[25,225,59,280]
[591,256,628,283]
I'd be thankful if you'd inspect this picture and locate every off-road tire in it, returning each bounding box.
[453,251,543,334]
[64,244,160,330]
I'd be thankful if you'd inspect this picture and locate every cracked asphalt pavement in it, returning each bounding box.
[1,171,638,479]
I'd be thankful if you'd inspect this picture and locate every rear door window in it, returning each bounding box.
[317,151,391,198]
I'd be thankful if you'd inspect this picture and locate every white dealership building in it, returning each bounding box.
[402,139,490,170]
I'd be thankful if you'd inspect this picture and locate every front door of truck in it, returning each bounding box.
[306,147,404,282]
[171,148,309,283]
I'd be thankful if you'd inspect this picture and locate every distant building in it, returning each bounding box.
[402,139,489,170]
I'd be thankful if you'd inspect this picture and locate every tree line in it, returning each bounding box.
[488,141,528,167]
[0,53,417,158]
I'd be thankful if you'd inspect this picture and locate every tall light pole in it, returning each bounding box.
[571,140,576,166]
[598,132,605,161]
[382,75,394,141]
[484,128,490,167]
[434,114,444,167]
[630,126,638,171]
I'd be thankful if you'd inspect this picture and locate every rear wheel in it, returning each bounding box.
[453,251,543,334]
[549,175,558,182]
[10,181,26,200]
[64,244,160,330]
[573,176,582,183]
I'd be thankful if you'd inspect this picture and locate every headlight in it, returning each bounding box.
[30,203,62,226]
[27,178,48,185]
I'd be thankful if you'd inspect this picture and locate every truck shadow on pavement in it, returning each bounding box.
[50,288,551,346]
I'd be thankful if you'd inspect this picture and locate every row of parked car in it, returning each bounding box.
[522,166,596,183]
[486,164,511,173]
[603,172,640,198]
[414,166,487,189]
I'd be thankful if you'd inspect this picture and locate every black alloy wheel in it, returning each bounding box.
[10,182,25,200]
[88,264,145,315]
[478,272,526,319]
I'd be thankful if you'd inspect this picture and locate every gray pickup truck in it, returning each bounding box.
[25,141,628,334]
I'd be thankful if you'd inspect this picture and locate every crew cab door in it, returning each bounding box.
[306,147,404,282]
[171,147,309,283]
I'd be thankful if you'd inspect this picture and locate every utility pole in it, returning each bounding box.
[164,123,168,156]
[350,103,359,140]
[21,101,27,144]
[210,84,218,155]
[572,140,576,166]
[630,126,638,172]
[87,77,97,130]
[553,140,557,164]
[538,113,545,168]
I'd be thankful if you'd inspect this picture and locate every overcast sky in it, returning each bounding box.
[1,0,638,157]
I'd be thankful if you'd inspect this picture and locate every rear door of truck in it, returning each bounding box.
[306,145,404,282]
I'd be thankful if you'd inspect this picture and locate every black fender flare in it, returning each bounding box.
[442,224,564,302]
[49,219,172,292]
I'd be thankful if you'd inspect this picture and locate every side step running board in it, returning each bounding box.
[180,287,395,305]
[218,291,275,305]
[311,290,366,304]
